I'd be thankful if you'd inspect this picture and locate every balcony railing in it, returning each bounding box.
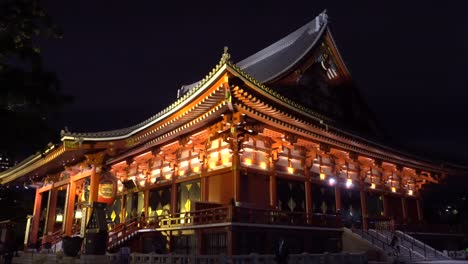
[106,206,342,250]
[155,205,342,229]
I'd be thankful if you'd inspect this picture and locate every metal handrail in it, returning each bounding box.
[396,230,448,260]
[369,229,426,261]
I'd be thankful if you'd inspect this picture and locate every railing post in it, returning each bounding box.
[227,205,233,222]
[424,243,426,259]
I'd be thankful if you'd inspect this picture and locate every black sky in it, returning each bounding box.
[40,1,468,164]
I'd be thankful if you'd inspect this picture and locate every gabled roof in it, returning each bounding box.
[60,11,331,142]
[179,10,329,95]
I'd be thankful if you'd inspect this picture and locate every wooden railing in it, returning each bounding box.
[107,218,139,249]
[157,205,342,229]
[107,205,342,249]
[159,206,230,228]
[232,207,342,228]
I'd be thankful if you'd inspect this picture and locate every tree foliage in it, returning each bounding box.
[0,0,72,157]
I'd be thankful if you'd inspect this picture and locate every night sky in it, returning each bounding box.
[39,1,468,165]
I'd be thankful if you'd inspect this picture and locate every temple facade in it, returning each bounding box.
[0,11,457,255]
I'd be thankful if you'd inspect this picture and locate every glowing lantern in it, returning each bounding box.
[320,173,326,180]
[346,178,353,188]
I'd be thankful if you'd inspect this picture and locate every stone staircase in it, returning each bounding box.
[352,228,425,263]
[370,229,451,262]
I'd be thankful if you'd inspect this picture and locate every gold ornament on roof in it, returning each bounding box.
[220,46,231,64]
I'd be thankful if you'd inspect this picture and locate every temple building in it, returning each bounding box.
[0,11,462,256]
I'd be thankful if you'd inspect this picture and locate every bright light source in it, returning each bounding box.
[56,214,63,223]
[370,183,376,189]
[139,180,146,187]
[287,167,294,174]
[150,177,156,184]
[408,189,413,196]
[75,210,82,219]
[193,166,199,173]
[152,169,160,176]
[179,170,185,176]
[328,178,336,186]
[320,173,326,180]
[165,174,172,180]
[209,162,216,169]
[244,158,252,166]
[391,187,396,193]
[346,178,353,188]
[222,157,230,165]
[260,162,267,169]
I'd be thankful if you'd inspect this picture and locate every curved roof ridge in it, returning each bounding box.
[236,10,327,70]
[61,50,232,141]
[179,10,328,96]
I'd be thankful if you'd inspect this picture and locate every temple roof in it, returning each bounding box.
[60,11,330,141]
[180,11,328,95]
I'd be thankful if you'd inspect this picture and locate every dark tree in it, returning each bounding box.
[0,0,72,158]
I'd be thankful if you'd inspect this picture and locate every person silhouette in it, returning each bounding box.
[275,238,289,264]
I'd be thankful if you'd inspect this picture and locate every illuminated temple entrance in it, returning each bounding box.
[0,11,459,258]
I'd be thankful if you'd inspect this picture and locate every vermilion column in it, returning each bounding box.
[46,188,58,235]
[30,190,43,244]
[416,199,423,222]
[305,181,313,224]
[64,180,77,236]
[269,161,277,208]
[335,187,342,212]
[383,195,390,218]
[171,181,177,215]
[144,189,150,219]
[89,167,99,205]
[304,165,312,224]
[401,197,408,222]
[232,148,241,202]
[360,190,368,230]
[201,176,208,201]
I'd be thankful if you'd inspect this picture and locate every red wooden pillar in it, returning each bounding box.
[89,167,99,204]
[30,190,43,244]
[305,180,313,224]
[171,181,177,215]
[401,197,408,222]
[64,180,77,236]
[416,198,423,222]
[46,188,58,236]
[383,195,390,218]
[269,163,277,209]
[360,190,368,230]
[232,149,241,202]
[201,176,208,202]
[227,227,234,256]
[335,187,342,212]
[144,189,150,222]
